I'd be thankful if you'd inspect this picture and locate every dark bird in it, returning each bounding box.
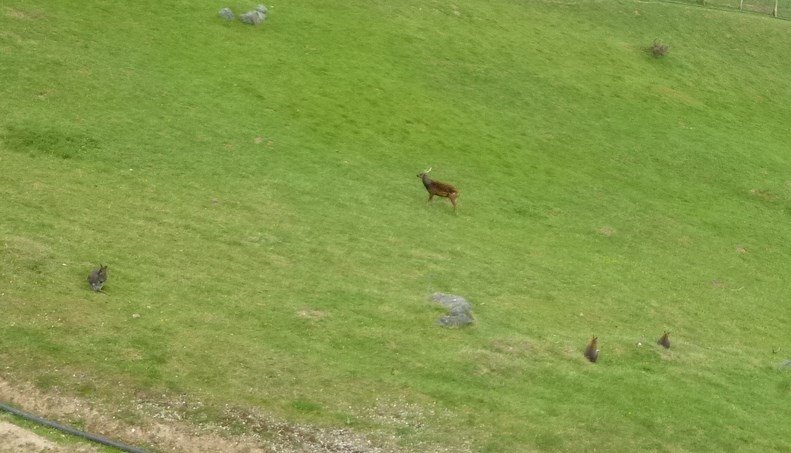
[584,336,599,363]
[657,331,671,349]
[417,167,459,212]
[87,264,108,292]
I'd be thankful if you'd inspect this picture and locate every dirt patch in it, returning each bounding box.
[296,309,329,320]
[4,7,46,20]
[0,375,398,452]
[749,188,779,202]
[0,376,259,452]
[0,421,97,453]
[0,421,53,452]
[596,226,615,237]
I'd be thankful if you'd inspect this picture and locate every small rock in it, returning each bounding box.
[218,7,234,21]
[240,9,266,25]
[132,313,141,319]
[437,311,474,327]
[431,293,474,328]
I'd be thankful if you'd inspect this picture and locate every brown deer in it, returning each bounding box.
[417,167,459,211]
[584,336,599,363]
[657,331,670,349]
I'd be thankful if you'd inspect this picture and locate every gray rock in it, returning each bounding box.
[437,311,474,327]
[255,4,268,14]
[218,7,234,21]
[432,292,471,312]
[432,293,474,327]
[240,9,266,25]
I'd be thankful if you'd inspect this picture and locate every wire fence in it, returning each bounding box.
[667,0,791,18]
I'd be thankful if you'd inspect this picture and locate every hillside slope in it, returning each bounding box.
[2,0,791,450]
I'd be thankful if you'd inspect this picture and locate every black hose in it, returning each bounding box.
[0,401,147,453]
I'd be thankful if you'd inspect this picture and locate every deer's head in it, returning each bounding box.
[417,166,432,178]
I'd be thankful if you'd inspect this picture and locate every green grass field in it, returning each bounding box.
[2,0,791,451]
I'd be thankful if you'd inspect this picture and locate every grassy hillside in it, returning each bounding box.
[2,0,791,450]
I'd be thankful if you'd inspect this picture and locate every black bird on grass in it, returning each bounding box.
[584,336,599,363]
[657,331,671,349]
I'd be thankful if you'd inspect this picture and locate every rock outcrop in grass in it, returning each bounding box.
[432,293,474,327]
[240,5,268,25]
[218,7,234,21]
[218,5,267,25]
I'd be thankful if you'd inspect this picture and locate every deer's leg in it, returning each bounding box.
[427,193,434,203]
[450,194,457,211]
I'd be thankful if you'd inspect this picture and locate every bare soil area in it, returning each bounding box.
[0,421,74,452]
[0,376,390,452]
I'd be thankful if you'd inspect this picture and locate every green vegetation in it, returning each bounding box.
[2,0,791,450]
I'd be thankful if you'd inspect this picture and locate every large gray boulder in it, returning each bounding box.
[432,293,474,328]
